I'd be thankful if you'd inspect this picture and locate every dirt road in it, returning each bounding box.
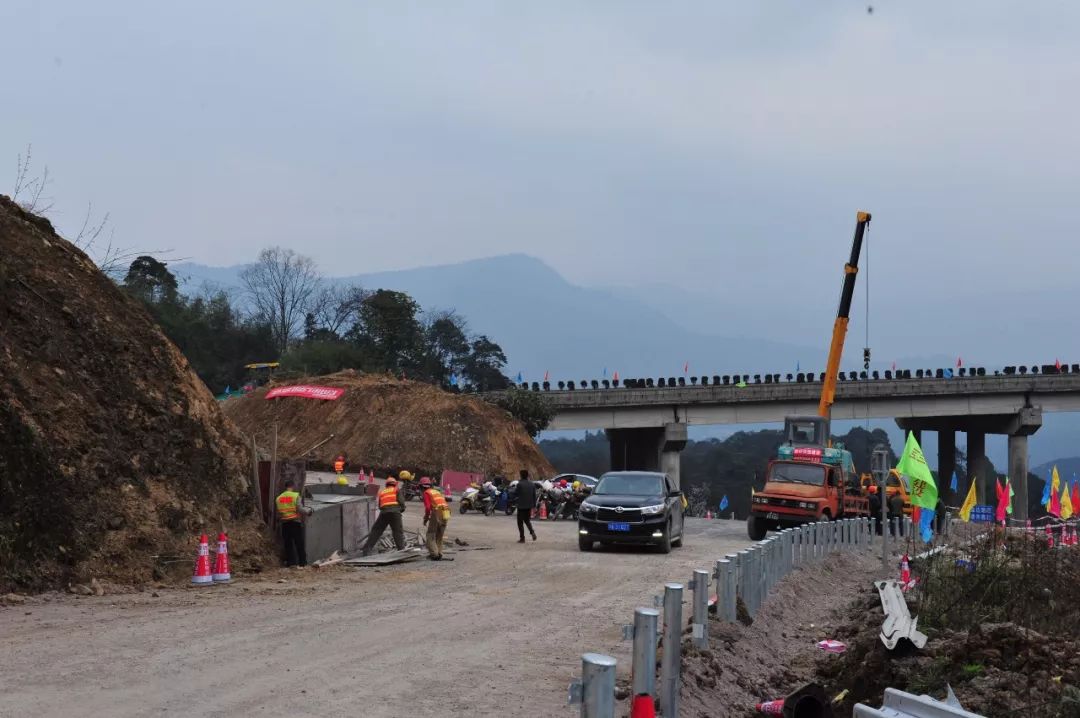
[1,515,758,717]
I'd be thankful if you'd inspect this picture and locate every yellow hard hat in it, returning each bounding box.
[398,470,413,481]
[572,481,581,490]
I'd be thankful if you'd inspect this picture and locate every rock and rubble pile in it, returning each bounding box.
[0,196,270,591]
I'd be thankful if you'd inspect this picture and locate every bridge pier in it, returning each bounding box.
[938,430,956,504]
[967,431,987,504]
[898,408,1041,518]
[606,423,688,489]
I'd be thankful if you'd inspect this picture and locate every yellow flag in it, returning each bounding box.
[959,477,978,522]
[1062,484,1074,520]
[1049,466,1062,509]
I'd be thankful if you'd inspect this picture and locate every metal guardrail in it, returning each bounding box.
[854,687,986,717]
[571,516,881,716]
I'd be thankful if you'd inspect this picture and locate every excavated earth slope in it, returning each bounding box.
[224,371,554,479]
[0,196,270,591]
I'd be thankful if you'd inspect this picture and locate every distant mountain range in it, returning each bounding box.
[172,253,1080,466]
[174,254,824,380]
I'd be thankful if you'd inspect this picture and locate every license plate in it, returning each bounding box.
[766,512,780,520]
[607,522,630,532]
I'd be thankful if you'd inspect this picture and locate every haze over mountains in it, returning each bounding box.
[174,253,1080,467]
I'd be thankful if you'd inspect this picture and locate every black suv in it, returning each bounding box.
[577,471,685,553]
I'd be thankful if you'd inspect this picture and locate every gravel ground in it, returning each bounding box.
[0,514,759,717]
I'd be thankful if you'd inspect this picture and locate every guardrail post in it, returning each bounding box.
[735,550,749,612]
[784,530,793,574]
[631,608,659,703]
[691,569,709,648]
[746,546,758,614]
[581,653,616,718]
[660,583,684,718]
[718,558,736,622]
[847,519,853,549]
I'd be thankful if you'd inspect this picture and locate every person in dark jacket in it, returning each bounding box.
[515,469,537,543]
[888,490,905,537]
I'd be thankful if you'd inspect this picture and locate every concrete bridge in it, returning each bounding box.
[525,372,1080,520]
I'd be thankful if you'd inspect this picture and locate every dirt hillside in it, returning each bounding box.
[0,195,270,591]
[223,371,554,479]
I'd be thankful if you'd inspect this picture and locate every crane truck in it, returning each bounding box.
[747,212,874,540]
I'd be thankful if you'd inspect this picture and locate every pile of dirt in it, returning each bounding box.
[818,538,1080,717]
[675,552,882,717]
[819,594,1080,716]
[0,196,271,592]
[223,371,554,479]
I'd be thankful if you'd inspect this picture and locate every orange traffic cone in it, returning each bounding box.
[899,553,911,584]
[755,698,784,715]
[192,533,213,586]
[630,694,655,718]
[539,501,548,520]
[212,532,231,583]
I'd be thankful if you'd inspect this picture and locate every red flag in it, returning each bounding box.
[1056,358,1062,370]
[683,361,689,374]
[543,370,549,382]
[1072,482,1080,515]
[956,356,963,368]
[1050,484,1062,517]
[613,370,619,382]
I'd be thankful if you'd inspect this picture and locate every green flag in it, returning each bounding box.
[895,432,938,510]
[1006,478,1014,515]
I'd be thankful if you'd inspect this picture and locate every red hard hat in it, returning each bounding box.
[420,477,432,487]
[559,479,568,487]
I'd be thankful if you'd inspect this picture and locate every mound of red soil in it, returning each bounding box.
[223,371,554,479]
[0,196,270,591]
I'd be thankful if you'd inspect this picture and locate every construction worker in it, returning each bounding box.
[398,470,414,500]
[276,479,313,567]
[333,455,345,474]
[867,484,882,535]
[420,477,450,560]
[361,477,407,555]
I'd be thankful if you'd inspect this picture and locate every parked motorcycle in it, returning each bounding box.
[458,485,496,515]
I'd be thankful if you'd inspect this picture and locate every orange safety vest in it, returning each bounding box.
[427,488,448,510]
[378,486,400,509]
[334,460,345,473]
[276,490,300,521]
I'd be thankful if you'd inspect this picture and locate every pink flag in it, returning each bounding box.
[613,370,619,382]
[683,361,689,374]
[543,370,549,382]
[956,356,963,368]
[994,479,1008,523]
[1050,484,1062,517]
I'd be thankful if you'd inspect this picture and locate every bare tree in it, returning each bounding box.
[11,144,54,214]
[241,247,322,354]
[310,283,369,337]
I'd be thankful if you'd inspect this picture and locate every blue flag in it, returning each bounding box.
[796,361,800,373]
[719,495,729,511]
[224,385,231,395]
[1041,469,1053,506]
[449,374,458,387]
[603,367,608,378]
[943,368,953,379]
[949,471,958,492]
[515,371,523,384]
[919,507,935,543]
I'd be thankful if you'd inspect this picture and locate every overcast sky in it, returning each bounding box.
[3,1,1079,301]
